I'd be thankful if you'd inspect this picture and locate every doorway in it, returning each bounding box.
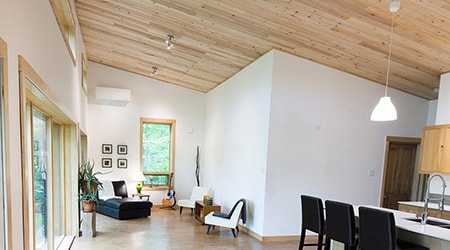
[380,136,426,210]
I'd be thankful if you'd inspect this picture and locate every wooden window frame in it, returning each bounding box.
[140,118,176,190]
[49,0,77,65]
[19,56,78,249]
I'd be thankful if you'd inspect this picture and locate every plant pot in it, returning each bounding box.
[82,200,96,212]
[82,182,98,194]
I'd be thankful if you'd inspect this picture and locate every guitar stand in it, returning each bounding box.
[160,204,176,210]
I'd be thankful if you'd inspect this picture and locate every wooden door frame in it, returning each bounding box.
[380,136,422,207]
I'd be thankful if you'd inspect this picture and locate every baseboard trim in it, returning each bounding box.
[237,225,318,243]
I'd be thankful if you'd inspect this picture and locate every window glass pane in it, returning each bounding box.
[32,109,49,250]
[142,123,171,173]
[52,122,64,248]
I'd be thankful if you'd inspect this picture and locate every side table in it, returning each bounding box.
[194,201,221,224]
[132,193,150,200]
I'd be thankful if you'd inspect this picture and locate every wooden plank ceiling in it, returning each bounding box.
[74,0,450,100]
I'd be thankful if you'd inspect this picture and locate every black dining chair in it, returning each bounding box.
[324,200,357,250]
[299,195,326,250]
[358,206,429,250]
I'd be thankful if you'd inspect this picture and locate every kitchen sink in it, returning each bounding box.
[406,218,450,228]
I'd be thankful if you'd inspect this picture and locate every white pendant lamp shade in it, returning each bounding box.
[370,0,400,122]
[370,96,397,121]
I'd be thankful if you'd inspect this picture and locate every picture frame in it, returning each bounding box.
[117,145,127,155]
[102,158,112,168]
[102,144,113,154]
[117,158,127,168]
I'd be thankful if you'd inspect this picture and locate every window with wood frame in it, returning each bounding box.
[140,118,175,189]
[49,0,76,65]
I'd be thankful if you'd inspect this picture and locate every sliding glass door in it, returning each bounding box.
[32,108,50,250]
[28,102,67,249]
[52,122,64,247]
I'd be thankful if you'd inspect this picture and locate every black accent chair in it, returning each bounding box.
[358,206,429,250]
[299,195,326,250]
[324,200,357,250]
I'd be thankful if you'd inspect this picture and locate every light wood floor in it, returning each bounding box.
[70,206,316,250]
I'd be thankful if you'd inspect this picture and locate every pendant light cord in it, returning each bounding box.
[384,12,395,97]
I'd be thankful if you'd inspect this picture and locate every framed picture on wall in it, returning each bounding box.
[117,158,127,168]
[117,145,127,155]
[102,158,112,168]
[102,144,113,154]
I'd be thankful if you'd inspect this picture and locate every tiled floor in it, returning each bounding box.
[70,207,315,250]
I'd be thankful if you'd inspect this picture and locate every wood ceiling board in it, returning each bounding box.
[75,0,450,100]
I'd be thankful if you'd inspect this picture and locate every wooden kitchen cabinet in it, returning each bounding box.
[398,203,442,218]
[418,124,450,174]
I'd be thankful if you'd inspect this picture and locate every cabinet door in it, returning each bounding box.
[418,126,441,174]
[439,126,450,174]
[398,204,420,214]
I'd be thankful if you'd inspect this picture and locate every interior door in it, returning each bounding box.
[382,137,421,210]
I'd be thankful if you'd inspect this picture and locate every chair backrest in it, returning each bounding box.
[190,186,210,201]
[112,180,128,198]
[358,206,396,250]
[325,200,356,246]
[229,199,245,225]
[300,195,325,234]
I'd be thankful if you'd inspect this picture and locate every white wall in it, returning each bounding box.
[262,50,429,236]
[203,49,429,237]
[436,73,450,125]
[0,0,87,248]
[427,100,438,125]
[203,51,274,235]
[86,62,205,203]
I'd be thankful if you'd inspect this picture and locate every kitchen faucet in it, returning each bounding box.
[421,173,447,225]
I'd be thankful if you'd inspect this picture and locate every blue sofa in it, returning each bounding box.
[96,180,152,220]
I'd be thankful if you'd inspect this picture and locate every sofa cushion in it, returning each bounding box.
[112,180,128,198]
[98,198,152,210]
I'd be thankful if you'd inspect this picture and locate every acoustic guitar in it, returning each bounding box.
[161,172,176,209]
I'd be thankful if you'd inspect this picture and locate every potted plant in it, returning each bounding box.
[80,190,97,212]
[78,160,108,212]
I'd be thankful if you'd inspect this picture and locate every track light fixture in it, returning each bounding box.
[166,35,174,50]
[370,0,399,121]
[151,66,158,77]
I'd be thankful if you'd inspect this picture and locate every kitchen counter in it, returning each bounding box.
[352,205,450,250]
[357,205,450,241]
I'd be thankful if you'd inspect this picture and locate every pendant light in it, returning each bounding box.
[370,0,400,121]
[151,66,158,77]
[166,35,174,50]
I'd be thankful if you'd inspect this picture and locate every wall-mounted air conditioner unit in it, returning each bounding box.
[95,86,131,106]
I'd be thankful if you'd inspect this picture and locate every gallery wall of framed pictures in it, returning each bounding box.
[101,143,128,168]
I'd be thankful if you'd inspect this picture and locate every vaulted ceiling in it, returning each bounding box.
[74,0,450,100]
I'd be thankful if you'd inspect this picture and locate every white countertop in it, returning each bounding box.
[355,205,450,241]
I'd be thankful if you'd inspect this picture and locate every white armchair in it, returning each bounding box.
[178,186,210,215]
[205,198,246,237]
